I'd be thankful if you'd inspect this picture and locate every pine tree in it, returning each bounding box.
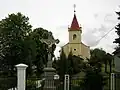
[113,11,120,54]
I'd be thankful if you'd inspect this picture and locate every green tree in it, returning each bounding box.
[89,48,113,73]
[53,49,84,80]
[0,13,57,77]
[113,11,120,54]
[82,48,113,90]
[30,27,56,76]
[67,51,84,75]
[89,48,106,71]
[0,12,57,89]
[0,12,33,76]
[82,66,107,90]
[53,48,67,81]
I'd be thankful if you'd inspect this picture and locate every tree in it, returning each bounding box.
[89,48,113,73]
[67,51,84,75]
[29,27,56,76]
[0,12,57,89]
[0,13,57,77]
[0,12,33,76]
[89,48,105,71]
[82,66,107,90]
[53,49,84,81]
[113,11,120,54]
[53,48,67,81]
[82,48,113,90]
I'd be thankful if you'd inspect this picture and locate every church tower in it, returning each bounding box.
[62,5,90,59]
[68,12,82,44]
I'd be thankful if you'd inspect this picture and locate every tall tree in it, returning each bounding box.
[113,11,120,54]
[0,12,57,89]
[53,48,67,81]
[89,48,113,73]
[53,49,84,81]
[30,27,56,76]
[82,66,107,90]
[0,12,33,76]
[0,13,56,77]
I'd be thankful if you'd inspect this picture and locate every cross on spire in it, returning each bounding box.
[69,4,82,31]
[73,4,76,13]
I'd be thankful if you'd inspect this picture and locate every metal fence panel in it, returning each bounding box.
[26,77,63,90]
[115,73,120,90]
[0,77,17,90]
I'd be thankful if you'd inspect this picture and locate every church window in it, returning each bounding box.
[73,34,77,40]
[74,49,76,51]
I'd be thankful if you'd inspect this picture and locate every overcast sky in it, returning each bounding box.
[0,0,120,57]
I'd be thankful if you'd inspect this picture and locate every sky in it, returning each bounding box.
[0,0,120,57]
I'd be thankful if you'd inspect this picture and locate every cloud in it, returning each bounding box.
[82,24,109,47]
[82,28,99,47]
[104,13,118,24]
[54,25,69,46]
[54,46,61,58]
[53,25,69,57]
[94,14,99,18]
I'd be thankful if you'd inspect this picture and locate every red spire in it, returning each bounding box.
[69,14,81,31]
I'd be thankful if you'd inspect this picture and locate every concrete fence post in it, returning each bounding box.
[16,64,28,90]
[111,73,115,90]
[64,74,69,90]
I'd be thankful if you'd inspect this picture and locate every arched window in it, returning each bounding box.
[74,49,76,51]
[73,34,77,40]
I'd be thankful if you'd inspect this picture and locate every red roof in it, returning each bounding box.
[69,14,81,31]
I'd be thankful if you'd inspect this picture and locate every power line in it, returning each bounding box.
[96,26,116,43]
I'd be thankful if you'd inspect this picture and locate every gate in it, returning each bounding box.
[115,73,120,90]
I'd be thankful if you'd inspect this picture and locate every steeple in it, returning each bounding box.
[69,4,81,31]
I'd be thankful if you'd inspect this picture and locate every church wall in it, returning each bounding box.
[62,43,70,57]
[62,43,90,59]
[81,43,90,59]
[69,43,81,56]
[62,43,82,57]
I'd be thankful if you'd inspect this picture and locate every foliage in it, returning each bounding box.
[29,28,56,76]
[0,13,56,77]
[113,11,120,54]
[82,66,108,90]
[89,48,113,73]
[53,49,84,81]
[0,77,17,89]
[26,77,45,90]
[0,12,33,76]
[53,48,67,81]
[79,48,113,90]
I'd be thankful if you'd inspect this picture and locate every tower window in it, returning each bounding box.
[74,49,76,51]
[73,34,77,40]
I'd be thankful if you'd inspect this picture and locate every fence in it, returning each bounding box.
[26,77,44,90]
[26,77,84,90]
[70,78,82,90]
[0,76,17,90]
[0,64,117,90]
[0,76,110,90]
[115,73,120,90]
[26,77,63,90]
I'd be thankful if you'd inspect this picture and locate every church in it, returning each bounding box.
[62,9,90,59]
